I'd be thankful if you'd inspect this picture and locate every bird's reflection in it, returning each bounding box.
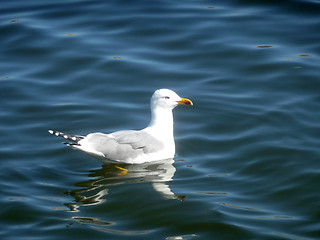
[64,159,184,212]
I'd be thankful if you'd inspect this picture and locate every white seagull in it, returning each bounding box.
[49,89,193,164]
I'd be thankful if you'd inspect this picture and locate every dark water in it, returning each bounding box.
[1,0,320,239]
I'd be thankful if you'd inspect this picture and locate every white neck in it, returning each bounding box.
[146,106,174,138]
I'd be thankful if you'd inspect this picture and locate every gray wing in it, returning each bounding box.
[84,130,164,161]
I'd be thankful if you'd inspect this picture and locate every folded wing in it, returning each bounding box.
[83,130,164,161]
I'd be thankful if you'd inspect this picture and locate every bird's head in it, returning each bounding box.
[151,89,193,110]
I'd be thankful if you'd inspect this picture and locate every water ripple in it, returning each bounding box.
[1,0,320,239]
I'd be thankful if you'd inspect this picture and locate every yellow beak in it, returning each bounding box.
[177,98,193,106]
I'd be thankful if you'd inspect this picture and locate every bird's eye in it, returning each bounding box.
[165,96,170,99]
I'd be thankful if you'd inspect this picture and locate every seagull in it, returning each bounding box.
[49,89,193,164]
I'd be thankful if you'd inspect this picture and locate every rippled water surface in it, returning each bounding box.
[1,0,320,239]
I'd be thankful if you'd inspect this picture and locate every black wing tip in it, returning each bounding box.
[48,129,84,142]
[48,129,60,136]
[63,142,80,146]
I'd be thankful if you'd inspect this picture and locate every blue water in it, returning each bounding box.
[1,0,320,239]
